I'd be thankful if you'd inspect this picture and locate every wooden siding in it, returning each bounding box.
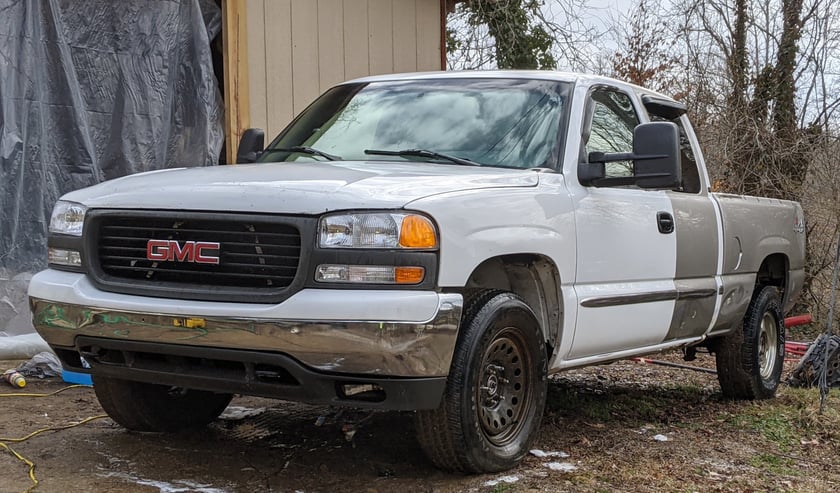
[222,0,250,164]
[245,0,442,139]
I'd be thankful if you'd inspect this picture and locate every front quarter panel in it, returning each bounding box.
[408,175,576,292]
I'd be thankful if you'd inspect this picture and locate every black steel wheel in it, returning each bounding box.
[477,328,534,448]
[416,291,548,473]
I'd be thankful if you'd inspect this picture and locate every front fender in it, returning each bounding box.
[408,183,575,288]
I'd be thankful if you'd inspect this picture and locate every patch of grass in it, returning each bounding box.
[730,387,840,443]
[730,412,797,449]
[489,483,515,493]
[748,453,797,476]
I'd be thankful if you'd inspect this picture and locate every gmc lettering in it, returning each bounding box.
[146,240,220,264]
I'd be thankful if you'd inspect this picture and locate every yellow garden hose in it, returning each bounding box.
[0,384,107,493]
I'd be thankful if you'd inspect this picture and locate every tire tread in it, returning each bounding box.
[715,285,784,400]
[416,289,546,473]
[416,289,505,472]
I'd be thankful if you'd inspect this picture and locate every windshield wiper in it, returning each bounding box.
[260,146,341,161]
[364,148,482,167]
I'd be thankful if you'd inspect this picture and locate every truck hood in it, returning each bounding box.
[62,161,539,214]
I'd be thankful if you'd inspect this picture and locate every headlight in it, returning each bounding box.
[49,201,87,236]
[319,213,437,249]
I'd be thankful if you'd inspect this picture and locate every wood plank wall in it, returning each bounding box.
[245,0,442,140]
[222,0,249,164]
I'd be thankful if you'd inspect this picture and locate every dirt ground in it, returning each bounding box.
[1,351,839,493]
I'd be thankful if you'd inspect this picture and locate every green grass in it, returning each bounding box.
[726,387,840,453]
[730,411,797,449]
[748,453,797,476]
[489,483,515,493]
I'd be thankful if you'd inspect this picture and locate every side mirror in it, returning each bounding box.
[633,122,681,189]
[578,122,681,188]
[236,128,265,163]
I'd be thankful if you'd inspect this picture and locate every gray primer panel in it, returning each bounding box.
[665,193,719,340]
[709,273,756,335]
[711,194,806,327]
[668,279,718,339]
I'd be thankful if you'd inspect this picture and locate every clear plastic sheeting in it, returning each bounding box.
[0,333,51,360]
[0,269,32,336]
[0,0,224,342]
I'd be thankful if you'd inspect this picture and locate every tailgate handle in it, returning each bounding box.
[657,211,674,234]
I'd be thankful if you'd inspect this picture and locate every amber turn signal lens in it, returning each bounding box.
[395,266,425,284]
[399,215,437,248]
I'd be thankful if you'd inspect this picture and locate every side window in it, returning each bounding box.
[585,90,639,178]
[650,114,701,193]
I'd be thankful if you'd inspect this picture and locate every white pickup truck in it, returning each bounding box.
[30,71,806,473]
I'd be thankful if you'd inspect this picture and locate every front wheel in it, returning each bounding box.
[93,375,233,432]
[715,285,785,399]
[415,291,548,473]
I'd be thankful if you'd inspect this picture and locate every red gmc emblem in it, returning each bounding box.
[146,240,220,264]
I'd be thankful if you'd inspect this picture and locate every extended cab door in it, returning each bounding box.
[659,114,721,342]
[567,87,679,359]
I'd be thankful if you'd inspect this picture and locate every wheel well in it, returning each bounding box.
[463,254,562,350]
[757,253,788,298]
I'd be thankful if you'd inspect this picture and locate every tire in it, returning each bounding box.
[788,334,840,388]
[415,291,548,473]
[93,375,233,432]
[715,285,785,399]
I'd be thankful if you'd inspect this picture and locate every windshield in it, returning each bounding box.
[259,78,571,169]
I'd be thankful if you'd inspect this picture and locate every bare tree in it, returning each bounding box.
[672,0,840,322]
[445,0,598,71]
[611,0,680,95]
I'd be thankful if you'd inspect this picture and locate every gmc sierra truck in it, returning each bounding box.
[30,71,806,473]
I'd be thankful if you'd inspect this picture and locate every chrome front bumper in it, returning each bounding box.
[30,290,463,377]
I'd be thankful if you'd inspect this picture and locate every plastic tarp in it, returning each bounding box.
[0,0,224,352]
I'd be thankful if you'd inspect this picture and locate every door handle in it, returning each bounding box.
[657,211,674,234]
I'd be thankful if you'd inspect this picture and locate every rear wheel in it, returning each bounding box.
[715,286,785,399]
[415,291,548,473]
[93,375,233,432]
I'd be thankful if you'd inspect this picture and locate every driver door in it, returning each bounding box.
[567,87,678,359]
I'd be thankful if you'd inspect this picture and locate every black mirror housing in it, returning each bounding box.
[578,122,682,188]
[236,128,265,164]
[578,122,681,188]
[633,122,681,189]
[578,158,605,184]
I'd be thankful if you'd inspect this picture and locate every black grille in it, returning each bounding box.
[94,215,301,290]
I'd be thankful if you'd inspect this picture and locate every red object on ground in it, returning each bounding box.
[785,341,810,357]
[784,314,812,328]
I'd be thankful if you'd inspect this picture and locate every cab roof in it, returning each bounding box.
[344,70,679,104]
